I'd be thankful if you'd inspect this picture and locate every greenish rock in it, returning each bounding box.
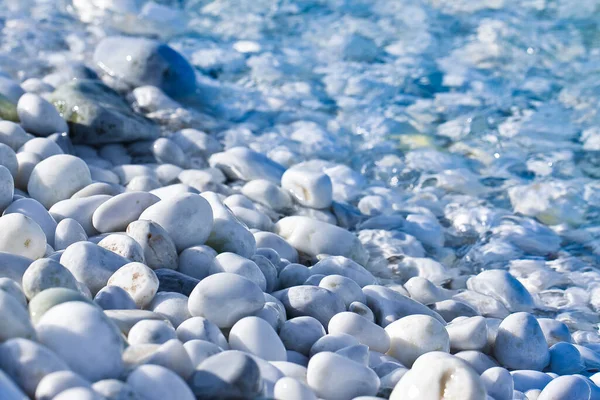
[28,288,92,324]
[0,94,19,122]
[49,80,160,145]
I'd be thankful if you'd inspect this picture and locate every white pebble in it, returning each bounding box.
[14,152,40,191]
[21,258,79,300]
[494,312,550,371]
[241,179,292,212]
[127,364,195,400]
[128,320,177,345]
[229,316,287,361]
[28,155,91,209]
[17,93,68,136]
[37,301,124,381]
[385,314,449,367]
[446,316,488,352]
[93,191,160,233]
[274,377,317,400]
[281,166,333,209]
[188,272,265,328]
[54,218,87,251]
[211,252,267,291]
[0,213,46,259]
[107,262,159,308]
[35,370,91,400]
[0,165,13,212]
[328,312,390,353]
[0,121,30,151]
[139,193,213,252]
[176,316,229,349]
[19,138,63,160]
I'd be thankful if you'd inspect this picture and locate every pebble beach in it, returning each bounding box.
[0,0,599,399]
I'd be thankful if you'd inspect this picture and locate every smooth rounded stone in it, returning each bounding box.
[494,312,550,371]
[453,290,511,318]
[278,263,310,289]
[293,206,338,225]
[274,377,317,400]
[201,192,256,258]
[93,191,159,233]
[307,351,380,400]
[0,290,36,341]
[155,164,183,186]
[176,316,229,349]
[0,278,27,307]
[241,179,292,212]
[152,269,197,296]
[103,310,169,336]
[92,379,142,400]
[254,231,299,263]
[21,258,79,299]
[50,79,160,145]
[148,292,190,327]
[0,165,13,212]
[22,77,54,94]
[210,252,267,291]
[304,274,325,286]
[279,316,326,356]
[0,143,17,178]
[538,375,591,400]
[126,220,178,270]
[37,301,124,381]
[171,129,222,159]
[107,262,159,308]
[99,144,131,166]
[256,302,282,330]
[276,217,368,265]
[128,320,177,345]
[35,370,91,400]
[229,316,287,361]
[404,276,452,306]
[127,364,194,400]
[0,213,46,259]
[281,166,333,209]
[467,270,534,313]
[385,314,449,367]
[99,234,145,263]
[548,342,585,375]
[446,316,488,352]
[538,318,572,347]
[390,353,486,400]
[139,193,213,252]
[348,301,375,322]
[431,299,480,322]
[178,245,217,280]
[481,367,514,400]
[94,37,196,99]
[363,284,445,327]
[184,340,223,367]
[127,175,162,191]
[14,152,40,191]
[27,154,91,209]
[0,369,28,400]
[309,333,361,357]
[28,288,91,324]
[273,285,345,327]
[328,312,390,353]
[209,146,285,184]
[188,351,263,399]
[5,198,57,244]
[152,138,187,168]
[336,343,370,365]
[454,350,499,374]
[319,274,366,307]
[49,195,111,236]
[60,241,129,295]
[0,76,24,104]
[0,121,29,151]
[54,218,87,251]
[19,137,63,160]
[71,182,123,198]
[511,370,554,392]
[94,285,137,310]
[572,345,600,371]
[188,272,265,328]
[17,93,68,137]
[0,338,69,396]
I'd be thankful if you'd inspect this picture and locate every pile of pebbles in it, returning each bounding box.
[0,1,598,400]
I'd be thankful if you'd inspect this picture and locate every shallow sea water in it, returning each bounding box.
[3,0,600,341]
